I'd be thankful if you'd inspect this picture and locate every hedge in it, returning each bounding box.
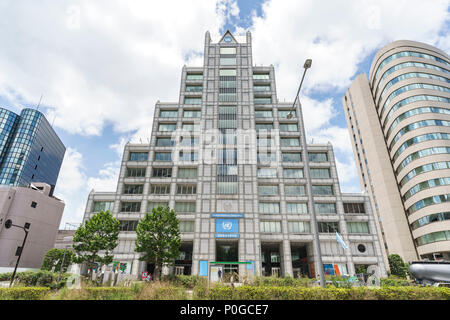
[0,287,50,300]
[207,286,450,300]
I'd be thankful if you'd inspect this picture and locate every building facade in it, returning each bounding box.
[343,40,450,263]
[0,107,66,195]
[0,183,65,270]
[83,31,386,279]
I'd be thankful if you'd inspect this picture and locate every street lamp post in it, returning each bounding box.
[288,59,326,288]
[4,219,31,287]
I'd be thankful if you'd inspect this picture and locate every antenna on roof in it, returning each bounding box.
[36,94,43,111]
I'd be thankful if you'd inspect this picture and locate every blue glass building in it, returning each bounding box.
[0,107,65,194]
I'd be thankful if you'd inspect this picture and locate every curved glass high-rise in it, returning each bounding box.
[344,40,450,262]
[0,107,65,194]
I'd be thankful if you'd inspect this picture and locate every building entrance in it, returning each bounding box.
[174,242,193,275]
[291,243,312,278]
[216,241,239,280]
[261,242,282,277]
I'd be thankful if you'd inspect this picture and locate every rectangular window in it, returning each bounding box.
[175,202,196,213]
[343,203,366,214]
[253,73,270,80]
[286,203,308,214]
[283,168,304,178]
[182,123,200,131]
[257,138,275,147]
[150,184,171,194]
[288,221,310,233]
[278,110,296,118]
[317,222,339,233]
[152,168,172,178]
[158,123,177,132]
[218,93,237,102]
[260,221,281,233]
[219,69,237,76]
[184,97,202,105]
[183,110,201,118]
[180,137,199,146]
[126,167,146,178]
[279,123,299,132]
[347,222,370,234]
[258,185,278,196]
[179,151,198,162]
[186,74,203,80]
[156,138,175,147]
[179,221,195,232]
[217,164,238,175]
[257,152,276,163]
[256,123,274,131]
[154,152,172,161]
[282,153,302,162]
[31,201,37,208]
[93,201,114,212]
[312,185,334,195]
[220,57,236,65]
[176,184,197,194]
[280,138,300,147]
[160,110,178,118]
[259,202,280,214]
[217,182,238,194]
[310,168,331,179]
[185,85,203,92]
[254,85,270,92]
[148,202,169,211]
[309,152,328,162]
[129,152,148,161]
[257,168,277,178]
[315,203,337,214]
[178,168,198,179]
[123,184,144,195]
[255,110,273,118]
[120,202,141,213]
[119,220,138,232]
[285,185,306,196]
[220,47,236,55]
[254,97,272,104]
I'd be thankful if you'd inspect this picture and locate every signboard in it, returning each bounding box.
[215,219,239,233]
[210,213,244,218]
[199,260,208,277]
[215,233,240,238]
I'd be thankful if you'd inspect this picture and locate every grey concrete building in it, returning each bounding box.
[83,31,386,279]
[343,40,450,263]
[0,183,65,271]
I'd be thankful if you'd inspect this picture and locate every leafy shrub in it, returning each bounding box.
[206,286,450,300]
[172,275,207,289]
[0,287,50,300]
[2,270,72,289]
[381,276,412,287]
[251,276,313,287]
[388,254,408,278]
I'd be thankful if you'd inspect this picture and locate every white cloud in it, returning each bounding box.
[53,147,120,227]
[247,0,449,192]
[0,1,231,136]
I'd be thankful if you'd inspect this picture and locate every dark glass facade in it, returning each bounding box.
[0,107,65,193]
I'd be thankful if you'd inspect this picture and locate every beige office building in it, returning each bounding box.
[343,40,450,263]
[0,183,65,270]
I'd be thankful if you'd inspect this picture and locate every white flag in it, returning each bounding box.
[336,232,348,250]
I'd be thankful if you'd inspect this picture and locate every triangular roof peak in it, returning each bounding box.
[218,30,238,44]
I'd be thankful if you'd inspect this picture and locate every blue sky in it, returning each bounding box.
[0,0,448,227]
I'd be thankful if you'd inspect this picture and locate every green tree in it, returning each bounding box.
[72,210,120,279]
[388,254,408,278]
[135,205,181,280]
[41,248,73,273]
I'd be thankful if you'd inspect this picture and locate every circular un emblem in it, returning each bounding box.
[224,200,233,211]
[224,35,232,42]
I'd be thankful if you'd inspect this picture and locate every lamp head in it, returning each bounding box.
[304,59,312,69]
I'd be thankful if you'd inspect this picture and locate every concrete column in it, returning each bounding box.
[282,240,293,277]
